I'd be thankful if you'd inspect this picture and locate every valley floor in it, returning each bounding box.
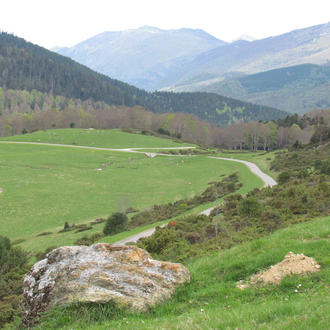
[0,129,264,252]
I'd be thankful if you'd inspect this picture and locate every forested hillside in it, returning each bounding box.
[0,32,287,126]
[191,64,330,113]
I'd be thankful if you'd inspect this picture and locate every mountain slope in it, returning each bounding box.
[0,32,287,126]
[184,64,330,114]
[55,26,226,90]
[163,22,330,90]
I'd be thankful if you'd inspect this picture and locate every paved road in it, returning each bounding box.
[0,141,195,156]
[209,156,277,188]
[114,156,278,244]
[112,226,166,246]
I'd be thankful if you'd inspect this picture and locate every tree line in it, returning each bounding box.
[0,89,328,150]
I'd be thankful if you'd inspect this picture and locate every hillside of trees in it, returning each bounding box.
[0,32,287,126]
[194,64,330,114]
[0,87,328,150]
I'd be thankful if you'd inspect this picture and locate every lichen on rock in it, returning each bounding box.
[22,244,190,327]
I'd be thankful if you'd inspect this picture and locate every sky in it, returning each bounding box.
[1,0,329,49]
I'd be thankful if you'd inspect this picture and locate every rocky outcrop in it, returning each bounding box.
[22,244,190,327]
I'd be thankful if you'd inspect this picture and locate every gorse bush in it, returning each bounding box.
[0,236,29,327]
[103,212,128,236]
[278,171,291,184]
[239,197,262,217]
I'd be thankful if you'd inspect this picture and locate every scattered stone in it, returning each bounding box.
[22,244,190,327]
[145,152,157,158]
[0,187,3,194]
[237,252,320,289]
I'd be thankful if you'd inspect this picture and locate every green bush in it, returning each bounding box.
[321,160,330,175]
[103,212,128,236]
[278,171,291,184]
[239,198,262,217]
[314,159,322,170]
[0,236,29,328]
[74,233,104,246]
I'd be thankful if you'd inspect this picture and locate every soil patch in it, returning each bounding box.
[237,252,321,289]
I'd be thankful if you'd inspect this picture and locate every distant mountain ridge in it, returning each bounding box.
[0,32,287,127]
[55,26,226,91]
[179,64,330,114]
[54,23,330,92]
[164,22,330,91]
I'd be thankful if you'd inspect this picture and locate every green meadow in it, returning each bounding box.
[0,128,194,149]
[37,216,330,329]
[0,129,263,252]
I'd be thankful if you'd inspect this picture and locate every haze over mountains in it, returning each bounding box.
[55,26,226,91]
[165,22,330,92]
[55,23,330,99]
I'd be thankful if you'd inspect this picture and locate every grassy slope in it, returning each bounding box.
[99,162,262,246]
[0,129,194,148]
[0,130,262,252]
[38,215,329,329]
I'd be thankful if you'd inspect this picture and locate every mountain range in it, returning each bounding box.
[55,23,330,96]
[55,26,226,91]
[0,32,287,127]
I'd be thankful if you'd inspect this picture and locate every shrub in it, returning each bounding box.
[157,127,170,136]
[239,198,262,217]
[90,218,106,225]
[75,225,93,233]
[74,233,104,246]
[321,160,330,175]
[0,236,29,327]
[278,171,291,184]
[139,227,180,255]
[103,212,128,236]
[314,159,322,170]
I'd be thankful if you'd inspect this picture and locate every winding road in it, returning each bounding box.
[113,155,277,245]
[1,140,277,245]
[0,141,195,156]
